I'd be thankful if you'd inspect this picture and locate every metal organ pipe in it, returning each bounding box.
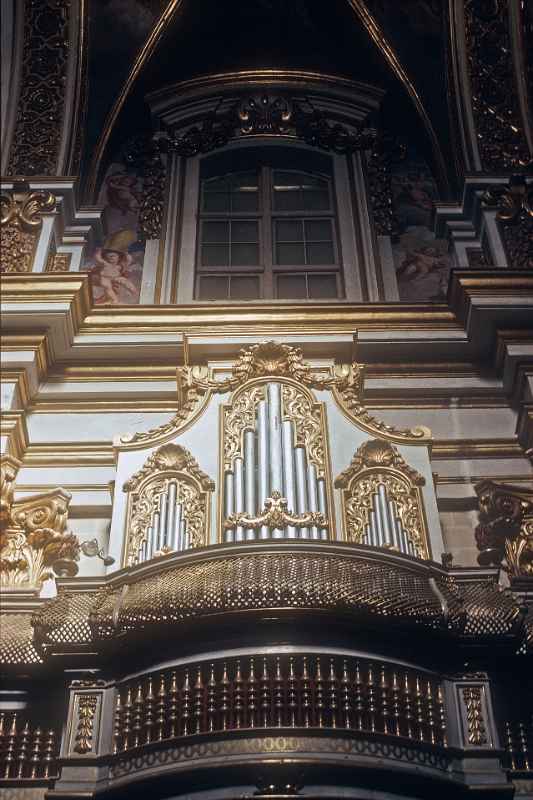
[307,464,319,539]
[167,482,177,550]
[295,447,309,539]
[244,430,256,540]
[257,399,269,540]
[317,477,327,540]
[173,502,182,552]
[267,383,284,538]
[158,491,168,550]
[225,471,235,543]
[377,483,392,547]
[281,420,297,538]
[234,457,245,542]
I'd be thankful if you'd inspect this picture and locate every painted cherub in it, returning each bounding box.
[397,245,448,278]
[90,248,138,304]
[105,173,141,215]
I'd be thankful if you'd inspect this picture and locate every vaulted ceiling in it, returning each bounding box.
[84,0,457,198]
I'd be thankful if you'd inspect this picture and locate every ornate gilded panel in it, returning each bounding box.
[335,439,430,559]
[123,444,214,567]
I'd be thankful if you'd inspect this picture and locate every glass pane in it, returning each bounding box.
[202,221,229,243]
[204,177,230,192]
[306,242,335,264]
[231,191,259,212]
[231,171,259,189]
[201,244,229,266]
[308,273,338,298]
[302,190,330,210]
[198,276,229,300]
[203,192,230,212]
[301,175,327,189]
[231,243,259,266]
[276,242,305,265]
[275,220,303,242]
[273,188,303,212]
[277,274,307,299]
[230,276,260,299]
[273,170,300,187]
[231,221,258,242]
[305,219,333,241]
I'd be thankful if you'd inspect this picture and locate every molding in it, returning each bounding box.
[1,411,30,460]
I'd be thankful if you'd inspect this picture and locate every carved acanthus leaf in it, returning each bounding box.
[123,444,214,493]
[224,491,328,531]
[335,440,425,489]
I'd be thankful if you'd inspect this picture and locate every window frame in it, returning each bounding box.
[195,155,344,302]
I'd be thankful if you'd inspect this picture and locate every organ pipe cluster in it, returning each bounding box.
[363,482,418,556]
[224,382,328,541]
[136,481,188,564]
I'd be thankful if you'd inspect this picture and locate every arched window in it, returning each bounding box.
[195,147,343,301]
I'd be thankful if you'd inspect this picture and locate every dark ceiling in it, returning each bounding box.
[85,0,457,198]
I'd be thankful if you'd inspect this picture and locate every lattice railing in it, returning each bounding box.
[0,713,59,780]
[112,654,448,752]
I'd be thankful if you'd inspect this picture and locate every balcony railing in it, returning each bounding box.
[0,714,59,780]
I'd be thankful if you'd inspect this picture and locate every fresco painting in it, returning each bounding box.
[85,156,145,305]
[391,151,453,301]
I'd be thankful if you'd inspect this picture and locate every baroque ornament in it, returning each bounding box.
[335,440,429,558]
[474,480,533,575]
[461,686,489,747]
[123,444,214,565]
[482,175,533,268]
[0,187,56,274]
[224,491,328,532]
[73,695,98,755]
[0,455,80,588]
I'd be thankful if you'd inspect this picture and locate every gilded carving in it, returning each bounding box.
[335,440,429,558]
[7,0,70,175]
[0,455,79,588]
[224,491,328,532]
[474,480,533,575]
[45,252,72,272]
[124,444,214,565]
[0,187,56,274]
[461,686,489,747]
[483,175,533,269]
[463,0,531,170]
[73,695,98,755]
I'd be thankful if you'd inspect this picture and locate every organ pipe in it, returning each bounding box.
[307,464,319,540]
[225,471,235,544]
[317,477,327,540]
[244,430,256,540]
[257,400,269,539]
[234,457,245,542]
[167,482,177,550]
[159,492,168,550]
[282,420,297,538]
[295,447,310,539]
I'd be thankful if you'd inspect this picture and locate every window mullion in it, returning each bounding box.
[262,166,274,299]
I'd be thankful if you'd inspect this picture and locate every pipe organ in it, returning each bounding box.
[222,381,330,542]
[361,481,417,555]
[335,439,430,560]
[123,444,214,567]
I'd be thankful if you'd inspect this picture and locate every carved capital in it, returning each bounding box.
[0,185,56,274]
[474,480,533,575]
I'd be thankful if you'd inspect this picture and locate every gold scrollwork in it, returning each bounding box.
[335,440,429,558]
[123,444,214,566]
[73,695,99,755]
[0,188,56,274]
[461,686,489,747]
[224,491,328,532]
[1,455,80,588]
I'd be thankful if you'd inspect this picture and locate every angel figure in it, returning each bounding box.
[90,248,138,305]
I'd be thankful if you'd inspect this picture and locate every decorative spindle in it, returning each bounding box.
[415,677,425,742]
[391,671,401,737]
[519,722,530,771]
[426,680,436,744]
[505,722,517,770]
[247,657,258,729]
[30,727,42,778]
[315,657,325,728]
[122,687,133,750]
[403,673,414,740]
[43,730,55,778]
[16,721,30,778]
[260,657,270,728]
[354,661,364,731]
[113,691,122,753]
[274,656,284,727]
[437,684,447,747]
[4,713,17,778]
[132,682,143,747]
[207,664,217,732]
[301,656,311,728]
[194,667,204,734]
[182,669,192,735]
[328,658,338,729]
[367,663,376,733]
[168,672,179,738]
[287,657,297,728]
[341,659,352,729]
[220,663,230,731]
[156,674,167,741]
[144,677,155,744]
[380,665,390,735]
[233,661,244,729]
